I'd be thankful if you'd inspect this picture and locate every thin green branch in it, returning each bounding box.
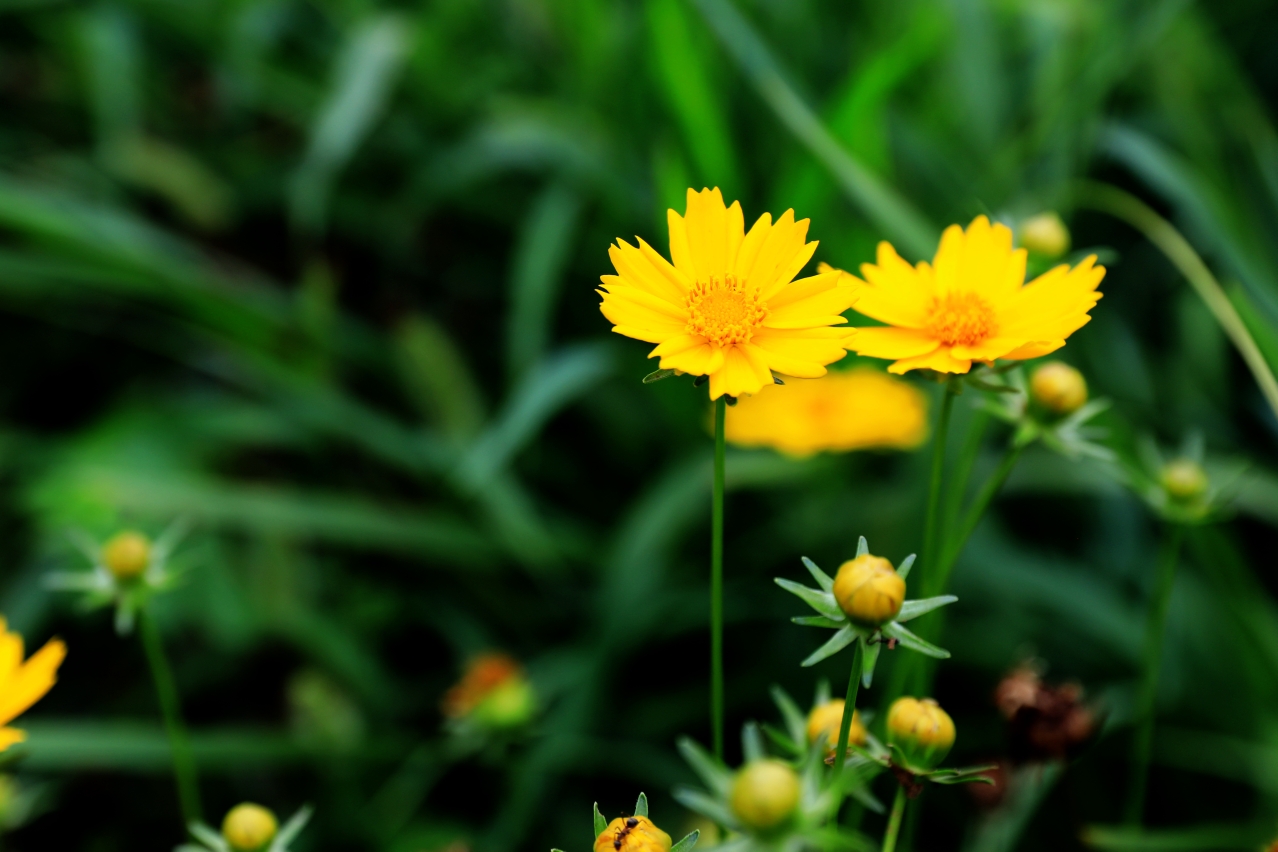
[921,380,959,598]
[830,640,864,788]
[881,786,907,852]
[711,395,727,760]
[139,608,202,829]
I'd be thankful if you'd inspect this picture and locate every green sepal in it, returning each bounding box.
[792,614,843,628]
[800,556,834,591]
[672,786,736,829]
[742,721,766,763]
[634,792,649,818]
[801,625,857,667]
[896,553,917,580]
[860,635,880,688]
[676,737,733,795]
[593,802,607,836]
[670,829,700,852]
[761,722,801,757]
[882,621,951,659]
[855,536,869,557]
[770,684,806,746]
[775,577,843,620]
[895,595,957,622]
[642,368,677,384]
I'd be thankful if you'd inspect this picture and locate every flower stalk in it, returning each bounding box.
[921,379,959,598]
[711,395,727,760]
[829,640,863,787]
[1125,524,1184,824]
[880,786,907,852]
[139,608,201,827]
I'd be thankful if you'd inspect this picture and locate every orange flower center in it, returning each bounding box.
[686,275,768,346]
[925,291,997,347]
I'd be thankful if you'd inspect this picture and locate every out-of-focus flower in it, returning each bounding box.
[442,653,536,731]
[553,793,698,852]
[805,698,866,753]
[994,663,1097,763]
[887,697,955,774]
[832,553,906,627]
[1029,361,1087,415]
[599,187,856,399]
[1127,436,1228,524]
[0,618,65,753]
[1017,212,1070,258]
[730,759,800,831]
[47,520,189,635]
[833,216,1104,374]
[222,804,277,851]
[1161,458,1208,502]
[287,669,365,752]
[724,368,927,456]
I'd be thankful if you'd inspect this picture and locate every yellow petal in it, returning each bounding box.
[667,207,697,280]
[999,257,1105,339]
[0,621,23,686]
[660,341,725,375]
[0,638,65,727]
[710,346,770,399]
[599,293,688,343]
[683,188,740,281]
[752,327,850,377]
[855,243,934,327]
[887,346,972,375]
[849,327,940,359]
[1001,339,1065,360]
[0,727,25,753]
[609,240,688,306]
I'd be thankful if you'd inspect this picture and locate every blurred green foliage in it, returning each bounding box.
[0,0,1277,849]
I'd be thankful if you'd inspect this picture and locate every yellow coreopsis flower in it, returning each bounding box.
[599,188,857,399]
[832,216,1105,374]
[724,368,926,456]
[0,619,66,752]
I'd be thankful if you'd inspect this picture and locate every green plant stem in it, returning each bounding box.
[1078,182,1278,424]
[711,395,726,760]
[1125,524,1184,825]
[830,640,864,788]
[881,786,907,852]
[139,608,202,828]
[920,379,959,598]
[937,442,1025,589]
[941,410,990,544]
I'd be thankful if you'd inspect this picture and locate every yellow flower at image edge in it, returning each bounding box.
[833,216,1105,374]
[599,187,857,399]
[594,816,672,852]
[725,368,927,456]
[0,618,66,752]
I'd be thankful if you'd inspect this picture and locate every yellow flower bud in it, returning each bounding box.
[832,554,904,627]
[886,697,955,772]
[805,698,866,753]
[594,816,672,852]
[1161,458,1208,501]
[222,803,279,852]
[469,675,536,729]
[729,759,800,831]
[1030,361,1088,415]
[1018,212,1070,258]
[101,531,151,580]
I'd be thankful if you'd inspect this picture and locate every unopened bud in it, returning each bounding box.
[594,816,672,852]
[1161,458,1208,501]
[729,759,800,831]
[887,697,955,772]
[1030,362,1087,415]
[222,803,278,852]
[102,531,151,580]
[832,554,904,627]
[1019,212,1070,258]
[805,698,866,753]
[470,675,536,729]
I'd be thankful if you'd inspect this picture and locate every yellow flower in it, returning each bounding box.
[222,803,279,851]
[729,759,800,831]
[594,816,672,852]
[724,368,927,457]
[102,530,151,580]
[599,187,857,399]
[806,698,866,752]
[1030,361,1088,415]
[0,619,66,753]
[832,553,905,627]
[886,697,955,772]
[834,216,1104,374]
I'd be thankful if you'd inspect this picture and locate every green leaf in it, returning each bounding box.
[633,791,649,818]
[742,721,765,763]
[770,684,807,746]
[671,787,736,830]
[643,368,678,384]
[775,577,844,620]
[896,595,958,622]
[670,830,701,852]
[594,801,607,837]
[761,723,801,757]
[792,615,844,628]
[1081,822,1272,851]
[882,622,951,659]
[507,182,582,382]
[273,805,313,846]
[676,737,732,795]
[802,625,858,667]
[801,556,834,591]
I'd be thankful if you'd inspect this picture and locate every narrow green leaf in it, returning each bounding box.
[770,684,807,746]
[895,595,958,623]
[507,182,581,382]
[801,555,834,591]
[676,737,732,795]
[792,615,844,628]
[775,577,844,620]
[643,368,677,384]
[802,625,857,667]
[761,723,801,757]
[742,722,765,763]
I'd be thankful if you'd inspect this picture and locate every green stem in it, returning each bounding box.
[139,608,202,828]
[920,380,959,598]
[830,640,864,788]
[711,396,727,760]
[881,786,907,852]
[937,442,1025,590]
[941,410,990,545]
[1125,525,1184,825]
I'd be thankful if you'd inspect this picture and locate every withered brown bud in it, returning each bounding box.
[995,661,1098,763]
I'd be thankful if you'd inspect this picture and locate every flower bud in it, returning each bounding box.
[1030,362,1087,415]
[1160,458,1208,501]
[886,697,955,772]
[805,698,866,753]
[102,531,151,580]
[1018,212,1070,258]
[469,675,536,729]
[729,759,800,831]
[222,803,278,852]
[594,816,672,852]
[832,554,904,626]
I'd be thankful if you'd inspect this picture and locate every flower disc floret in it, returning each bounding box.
[102,531,151,580]
[806,698,866,753]
[730,759,800,831]
[594,816,672,852]
[887,697,955,772]
[1030,361,1088,414]
[222,803,278,851]
[686,275,768,346]
[832,554,904,626]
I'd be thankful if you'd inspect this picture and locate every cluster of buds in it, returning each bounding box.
[806,698,866,755]
[973,361,1112,460]
[552,793,697,852]
[994,663,1097,763]
[179,802,311,852]
[1126,435,1229,523]
[441,652,537,734]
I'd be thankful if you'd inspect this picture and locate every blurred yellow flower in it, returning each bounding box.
[599,187,857,399]
[724,368,926,456]
[830,216,1104,374]
[806,698,866,752]
[222,803,278,851]
[0,619,66,752]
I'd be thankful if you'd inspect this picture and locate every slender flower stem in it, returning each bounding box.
[830,640,864,788]
[937,442,1025,590]
[921,380,959,598]
[1125,524,1184,825]
[711,396,727,760]
[881,786,908,852]
[139,607,202,828]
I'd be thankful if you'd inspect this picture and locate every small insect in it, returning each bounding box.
[613,816,641,850]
